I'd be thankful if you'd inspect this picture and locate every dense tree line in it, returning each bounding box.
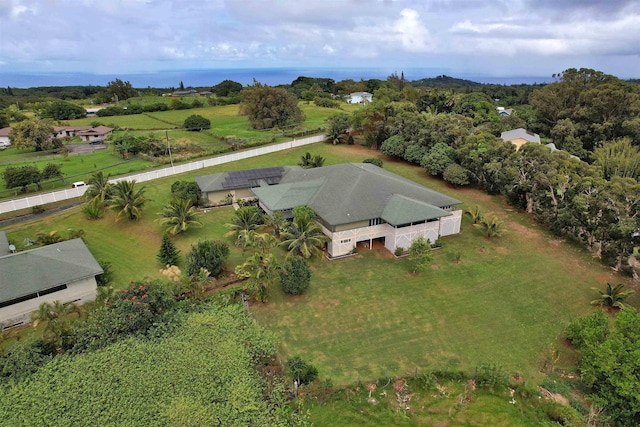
[530,68,640,157]
[326,68,640,272]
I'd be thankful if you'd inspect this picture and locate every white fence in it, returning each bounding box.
[0,135,324,215]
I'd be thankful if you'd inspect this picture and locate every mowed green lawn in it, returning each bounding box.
[2,143,630,389]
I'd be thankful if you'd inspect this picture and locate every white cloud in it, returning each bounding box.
[394,8,433,52]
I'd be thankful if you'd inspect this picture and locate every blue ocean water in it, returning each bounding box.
[0,68,551,89]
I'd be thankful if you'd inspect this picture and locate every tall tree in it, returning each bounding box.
[239,81,305,130]
[109,180,147,221]
[106,78,137,102]
[41,100,86,120]
[9,118,57,151]
[592,137,640,180]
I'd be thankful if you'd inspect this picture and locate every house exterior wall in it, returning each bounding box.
[321,223,387,257]
[440,210,462,236]
[320,209,462,257]
[0,136,10,147]
[0,276,98,328]
[82,133,109,143]
[205,188,255,205]
[384,221,440,253]
[510,138,529,150]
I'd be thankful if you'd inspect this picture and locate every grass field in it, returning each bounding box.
[0,150,151,194]
[2,142,635,400]
[1,102,350,199]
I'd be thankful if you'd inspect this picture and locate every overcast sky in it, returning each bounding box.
[1,0,639,80]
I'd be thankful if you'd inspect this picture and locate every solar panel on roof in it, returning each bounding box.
[222,167,285,189]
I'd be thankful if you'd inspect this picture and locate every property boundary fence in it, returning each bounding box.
[0,135,324,214]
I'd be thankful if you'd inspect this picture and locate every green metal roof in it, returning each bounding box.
[252,179,325,211]
[381,194,451,226]
[0,238,103,303]
[196,163,461,227]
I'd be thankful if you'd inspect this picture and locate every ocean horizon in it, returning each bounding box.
[0,67,553,89]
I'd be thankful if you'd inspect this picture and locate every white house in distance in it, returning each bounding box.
[0,127,11,147]
[0,233,103,329]
[196,163,462,258]
[347,92,373,104]
[500,128,541,150]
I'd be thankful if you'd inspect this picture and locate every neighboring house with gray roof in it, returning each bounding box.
[0,237,103,328]
[500,128,541,150]
[196,163,462,257]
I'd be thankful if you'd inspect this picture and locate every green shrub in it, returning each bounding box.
[394,247,404,256]
[363,158,383,168]
[279,257,311,295]
[287,356,318,385]
[82,201,103,219]
[183,114,211,131]
[475,364,509,391]
[185,240,229,277]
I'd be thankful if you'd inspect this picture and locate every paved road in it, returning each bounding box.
[0,135,324,215]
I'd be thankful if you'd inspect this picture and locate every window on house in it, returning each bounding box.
[340,239,351,244]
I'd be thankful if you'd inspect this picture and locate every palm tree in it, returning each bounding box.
[311,155,325,168]
[235,252,280,302]
[591,283,635,309]
[83,171,113,206]
[479,215,505,238]
[109,179,147,221]
[96,286,115,305]
[280,216,330,258]
[299,152,313,168]
[326,125,346,145]
[224,205,264,243]
[298,152,325,168]
[263,211,287,237]
[464,205,483,224]
[157,198,203,235]
[31,301,81,349]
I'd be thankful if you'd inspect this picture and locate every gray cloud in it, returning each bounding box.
[0,0,637,77]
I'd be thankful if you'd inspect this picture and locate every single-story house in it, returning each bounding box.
[199,91,213,97]
[0,127,11,147]
[0,234,103,329]
[53,125,113,142]
[196,163,462,257]
[77,125,113,143]
[347,92,373,104]
[500,128,540,150]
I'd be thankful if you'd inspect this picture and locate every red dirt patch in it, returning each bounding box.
[496,247,509,254]
[431,264,440,270]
